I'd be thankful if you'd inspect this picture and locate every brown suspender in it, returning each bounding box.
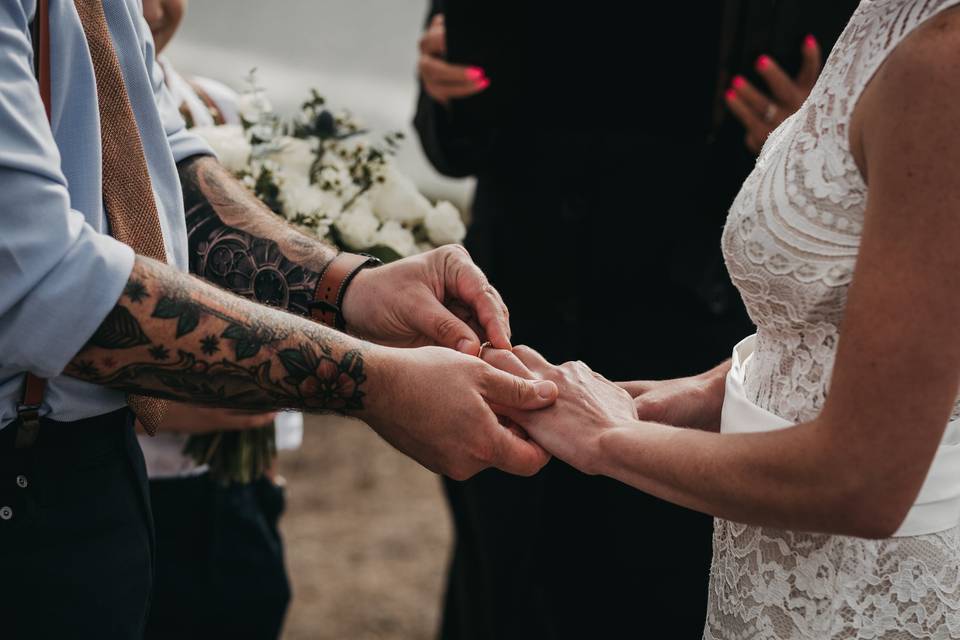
[17,0,51,446]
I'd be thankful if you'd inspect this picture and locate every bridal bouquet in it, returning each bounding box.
[184,73,467,484]
[194,74,466,262]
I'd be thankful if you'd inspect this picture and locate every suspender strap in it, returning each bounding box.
[30,0,51,120]
[18,0,51,447]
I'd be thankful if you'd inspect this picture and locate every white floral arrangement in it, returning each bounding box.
[192,74,466,263]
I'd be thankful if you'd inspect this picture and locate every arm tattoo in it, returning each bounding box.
[66,256,369,413]
[179,155,338,317]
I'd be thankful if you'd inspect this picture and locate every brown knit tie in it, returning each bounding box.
[75,0,168,435]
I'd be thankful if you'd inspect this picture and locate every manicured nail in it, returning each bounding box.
[457,338,475,354]
[756,55,771,71]
[732,75,746,90]
[465,66,485,81]
[476,78,490,90]
[725,88,736,101]
[804,34,817,50]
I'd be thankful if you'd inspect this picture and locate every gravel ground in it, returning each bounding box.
[277,414,452,640]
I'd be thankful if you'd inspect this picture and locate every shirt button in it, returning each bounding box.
[0,506,12,521]
[15,475,28,489]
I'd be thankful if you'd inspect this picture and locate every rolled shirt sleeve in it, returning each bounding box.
[0,0,135,378]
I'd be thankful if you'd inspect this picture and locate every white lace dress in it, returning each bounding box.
[707,1,960,638]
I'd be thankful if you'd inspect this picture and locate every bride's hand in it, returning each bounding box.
[617,367,728,432]
[482,346,637,475]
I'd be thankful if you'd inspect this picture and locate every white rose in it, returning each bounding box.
[260,136,317,180]
[424,201,467,246]
[238,90,273,125]
[373,220,417,257]
[278,180,341,219]
[192,125,251,174]
[334,207,380,250]
[371,164,433,224]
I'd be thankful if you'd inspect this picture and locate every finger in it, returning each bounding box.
[448,300,486,341]
[510,344,552,372]
[725,89,768,139]
[442,246,512,349]
[418,55,487,89]
[415,297,481,354]
[231,412,278,429]
[489,422,551,476]
[755,54,803,107]
[481,348,535,379]
[731,75,777,121]
[797,34,822,89]
[419,21,446,57]
[616,380,655,398]
[481,366,558,410]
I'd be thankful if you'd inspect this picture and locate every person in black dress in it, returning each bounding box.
[413,2,860,638]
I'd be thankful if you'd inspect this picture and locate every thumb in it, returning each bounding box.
[483,368,558,410]
[417,299,481,354]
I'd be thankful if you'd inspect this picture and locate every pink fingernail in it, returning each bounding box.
[476,78,490,90]
[732,75,746,90]
[804,34,817,49]
[756,55,771,71]
[466,66,485,81]
[725,88,736,101]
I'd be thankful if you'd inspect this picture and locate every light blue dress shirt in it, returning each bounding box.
[0,0,212,427]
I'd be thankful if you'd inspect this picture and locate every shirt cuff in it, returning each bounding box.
[167,127,214,165]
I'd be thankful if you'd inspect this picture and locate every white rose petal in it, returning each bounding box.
[373,221,417,257]
[238,90,273,125]
[334,209,380,250]
[192,125,251,174]
[278,180,341,219]
[371,164,433,224]
[425,201,467,246]
[257,136,317,180]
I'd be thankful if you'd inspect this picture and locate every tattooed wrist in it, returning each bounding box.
[66,256,370,414]
[179,155,338,317]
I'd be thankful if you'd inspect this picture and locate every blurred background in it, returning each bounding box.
[169,0,474,210]
[169,2,458,638]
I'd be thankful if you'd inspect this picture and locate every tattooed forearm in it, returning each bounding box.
[66,256,372,413]
[179,155,339,317]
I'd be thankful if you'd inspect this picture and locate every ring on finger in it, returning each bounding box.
[477,341,492,359]
[764,103,779,123]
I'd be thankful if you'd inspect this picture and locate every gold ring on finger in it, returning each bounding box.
[764,103,778,124]
[477,341,492,359]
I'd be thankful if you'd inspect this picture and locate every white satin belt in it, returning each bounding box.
[720,334,960,538]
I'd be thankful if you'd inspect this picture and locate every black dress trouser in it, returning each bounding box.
[0,409,154,639]
[144,473,291,640]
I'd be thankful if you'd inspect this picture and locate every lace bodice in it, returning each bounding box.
[708,1,960,638]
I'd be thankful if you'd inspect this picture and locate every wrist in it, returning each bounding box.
[310,253,381,331]
[339,266,376,335]
[593,421,643,477]
[351,342,400,425]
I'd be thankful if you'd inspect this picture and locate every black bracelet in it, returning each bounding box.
[334,255,382,331]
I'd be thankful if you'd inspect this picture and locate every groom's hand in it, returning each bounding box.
[342,245,511,354]
[360,345,558,479]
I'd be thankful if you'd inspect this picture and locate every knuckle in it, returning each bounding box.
[512,345,534,359]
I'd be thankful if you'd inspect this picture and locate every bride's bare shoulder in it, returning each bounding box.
[851,6,960,179]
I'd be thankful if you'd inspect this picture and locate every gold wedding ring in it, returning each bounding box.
[477,341,492,359]
[764,103,779,124]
